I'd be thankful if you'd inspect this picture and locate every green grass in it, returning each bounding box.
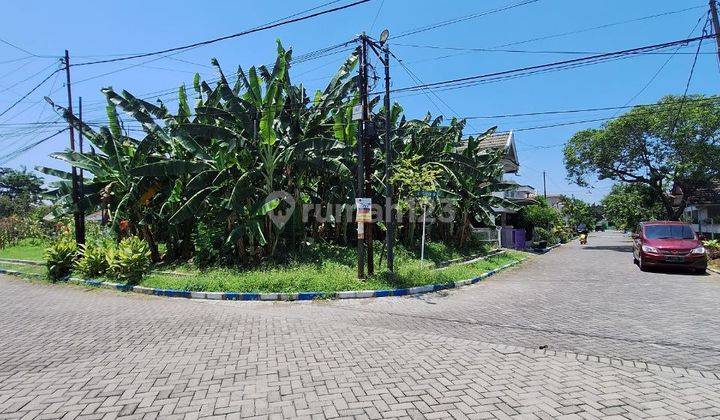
[0,241,46,262]
[140,250,526,293]
[0,261,47,276]
[0,238,528,294]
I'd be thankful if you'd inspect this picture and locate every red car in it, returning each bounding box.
[632,221,708,273]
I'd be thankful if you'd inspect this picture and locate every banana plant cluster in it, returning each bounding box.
[40,40,514,266]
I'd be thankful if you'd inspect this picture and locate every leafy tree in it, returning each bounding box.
[0,167,45,218]
[601,183,663,231]
[564,95,720,220]
[560,196,597,229]
[520,197,562,231]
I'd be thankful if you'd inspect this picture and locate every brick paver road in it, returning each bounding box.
[1,231,719,419]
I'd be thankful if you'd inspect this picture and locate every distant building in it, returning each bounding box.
[675,181,720,238]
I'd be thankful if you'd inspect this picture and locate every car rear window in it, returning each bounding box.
[644,225,695,239]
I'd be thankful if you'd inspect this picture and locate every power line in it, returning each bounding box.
[0,127,67,165]
[391,34,714,94]
[391,0,540,40]
[498,4,706,49]
[405,4,708,64]
[0,66,62,118]
[0,37,55,58]
[72,0,371,67]
[618,11,708,111]
[458,96,720,120]
[394,42,715,56]
[0,60,60,94]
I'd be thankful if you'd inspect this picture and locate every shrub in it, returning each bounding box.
[75,240,112,278]
[193,220,223,269]
[107,236,151,284]
[532,227,559,246]
[704,239,720,260]
[45,238,77,281]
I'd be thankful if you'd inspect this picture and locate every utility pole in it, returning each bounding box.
[383,44,394,274]
[710,0,720,65]
[63,50,85,245]
[361,34,374,276]
[78,97,86,242]
[356,35,367,279]
[543,171,547,199]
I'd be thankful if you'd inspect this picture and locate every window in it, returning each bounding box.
[644,225,695,239]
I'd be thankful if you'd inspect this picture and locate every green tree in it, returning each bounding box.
[564,95,720,220]
[601,183,663,231]
[0,167,44,218]
[560,196,597,229]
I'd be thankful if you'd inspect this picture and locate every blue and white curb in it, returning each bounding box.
[1,258,528,301]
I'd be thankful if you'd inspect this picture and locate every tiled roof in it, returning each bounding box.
[477,132,510,150]
[689,180,720,205]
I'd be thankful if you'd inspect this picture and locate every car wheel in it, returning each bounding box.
[633,255,638,265]
[639,256,648,272]
[695,268,707,275]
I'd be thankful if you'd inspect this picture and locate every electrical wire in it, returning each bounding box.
[72,0,371,67]
[391,34,714,94]
[405,4,708,64]
[0,127,67,165]
[0,66,62,118]
[391,0,540,40]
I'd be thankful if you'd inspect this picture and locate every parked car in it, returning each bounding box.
[632,221,708,273]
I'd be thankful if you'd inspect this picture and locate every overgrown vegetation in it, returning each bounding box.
[38,41,513,273]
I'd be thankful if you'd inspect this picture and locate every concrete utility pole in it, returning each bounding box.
[63,50,85,246]
[356,35,367,279]
[362,36,374,276]
[710,0,720,65]
[383,44,394,274]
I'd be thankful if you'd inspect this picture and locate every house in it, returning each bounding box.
[477,131,535,227]
[477,131,520,174]
[679,181,720,238]
[545,194,564,211]
[475,131,540,249]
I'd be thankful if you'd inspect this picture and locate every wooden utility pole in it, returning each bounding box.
[63,50,85,245]
[710,0,720,65]
[383,44,394,274]
[356,35,367,279]
[543,171,547,199]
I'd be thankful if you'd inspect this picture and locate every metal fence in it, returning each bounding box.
[471,227,501,249]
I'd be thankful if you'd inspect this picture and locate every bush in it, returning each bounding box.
[45,238,77,281]
[107,236,151,284]
[532,227,559,246]
[704,239,720,260]
[193,220,224,269]
[75,240,112,278]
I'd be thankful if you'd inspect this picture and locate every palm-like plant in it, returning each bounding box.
[41,40,510,267]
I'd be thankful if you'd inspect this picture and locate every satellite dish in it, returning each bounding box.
[379,29,390,45]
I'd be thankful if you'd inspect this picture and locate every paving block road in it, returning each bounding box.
[1,231,719,419]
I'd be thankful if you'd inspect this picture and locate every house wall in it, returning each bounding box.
[685,205,720,237]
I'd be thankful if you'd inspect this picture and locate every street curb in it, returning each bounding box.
[709,266,720,276]
[0,257,528,302]
[529,242,563,254]
[0,258,43,266]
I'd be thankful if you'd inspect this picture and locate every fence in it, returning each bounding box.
[471,227,501,249]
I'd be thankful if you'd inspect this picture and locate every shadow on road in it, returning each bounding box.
[580,245,633,253]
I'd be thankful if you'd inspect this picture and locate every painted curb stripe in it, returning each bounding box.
[1,257,528,302]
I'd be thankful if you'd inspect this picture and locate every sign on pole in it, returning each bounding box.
[356,197,372,239]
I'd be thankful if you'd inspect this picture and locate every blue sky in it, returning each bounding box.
[1,0,718,203]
